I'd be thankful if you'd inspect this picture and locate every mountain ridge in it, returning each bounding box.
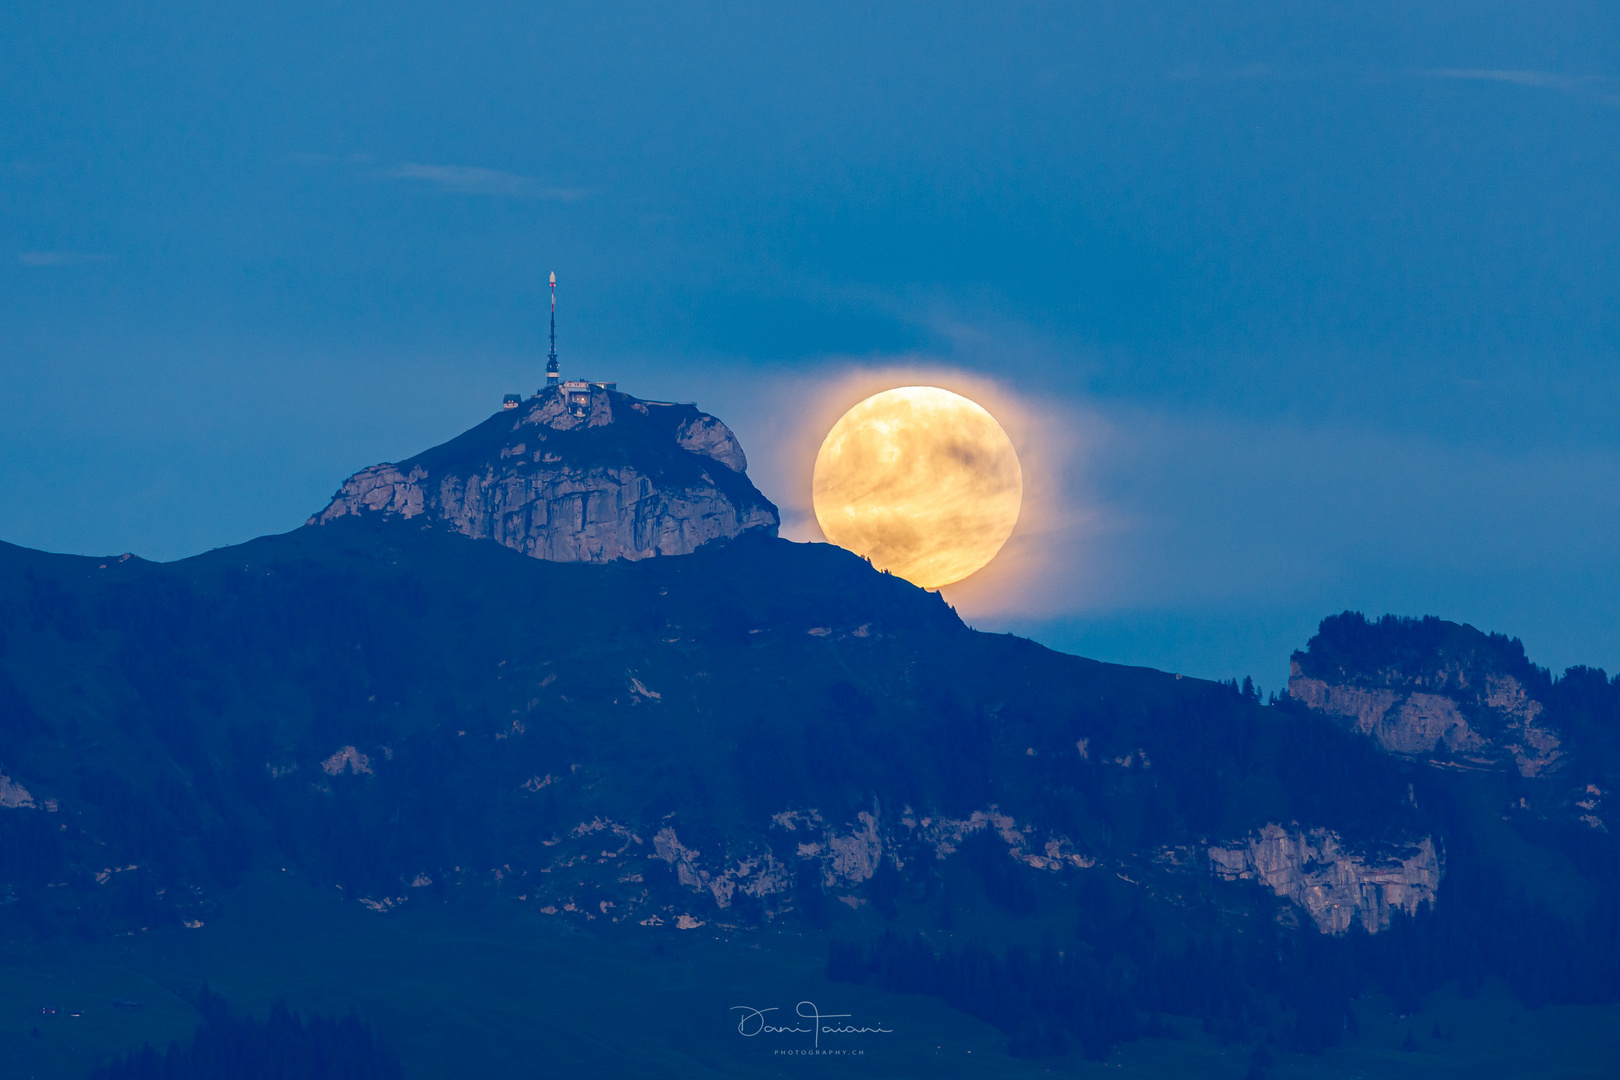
[0,516,1428,928]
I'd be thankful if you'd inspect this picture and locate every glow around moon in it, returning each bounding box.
[812,386,1023,589]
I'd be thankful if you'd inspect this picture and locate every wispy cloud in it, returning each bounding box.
[1166,63,1281,82]
[1424,69,1620,107]
[384,163,585,200]
[18,251,113,267]
[1165,64,1620,108]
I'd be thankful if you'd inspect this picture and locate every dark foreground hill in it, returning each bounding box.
[0,518,1423,926]
[0,517,1617,1074]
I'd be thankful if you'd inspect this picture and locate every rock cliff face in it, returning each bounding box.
[1207,824,1440,934]
[312,385,779,562]
[1288,613,1562,777]
[532,800,1435,936]
[0,773,36,809]
[642,803,1098,921]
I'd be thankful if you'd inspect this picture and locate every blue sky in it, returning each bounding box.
[3,2,1617,688]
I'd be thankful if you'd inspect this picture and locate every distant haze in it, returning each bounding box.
[2,2,1617,688]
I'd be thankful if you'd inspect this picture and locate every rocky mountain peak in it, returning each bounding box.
[1289,612,1563,776]
[311,385,780,563]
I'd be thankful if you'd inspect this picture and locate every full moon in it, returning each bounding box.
[812,386,1023,589]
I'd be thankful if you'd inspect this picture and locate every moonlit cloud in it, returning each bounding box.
[384,163,586,200]
[709,360,1107,620]
[995,404,1620,681]
[705,348,1620,684]
[17,251,113,266]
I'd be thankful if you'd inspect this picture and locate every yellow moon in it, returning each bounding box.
[812,386,1022,589]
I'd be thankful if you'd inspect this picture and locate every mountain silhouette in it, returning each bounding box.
[1,396,1616,1074]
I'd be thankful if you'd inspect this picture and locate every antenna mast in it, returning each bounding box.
[545,271,559,390]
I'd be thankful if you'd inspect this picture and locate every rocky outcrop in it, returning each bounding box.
[651,825,794,910]
[543,801,1428,935]
[1288,613,1563,777]
[321,746,373,776]
[0,773,35,809]
[1486,675,1564,776]
[312,385,779,562]
[1208,824,1440,934]
[641,804,1100,919]
[1287,670,1484,757]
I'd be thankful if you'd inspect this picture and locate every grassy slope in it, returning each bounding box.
[1,873,1614,1080]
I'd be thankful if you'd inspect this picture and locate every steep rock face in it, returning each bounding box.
[312,386,779,562]
[1208,824,1440,933]
[0,773,36,809]
[543,801,1430,936]
[644,803,1099,919]
[1288,613,1562,777]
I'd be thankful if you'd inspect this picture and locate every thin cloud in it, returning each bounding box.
[1166,65,1620,108]
[385,163,585,200]
[1166,63,1280,82]
[289,151,373,166]
[18,251,113,267]
[1424,68,1620,107]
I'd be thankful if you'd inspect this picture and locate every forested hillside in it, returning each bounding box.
[0,519,1615,1069]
